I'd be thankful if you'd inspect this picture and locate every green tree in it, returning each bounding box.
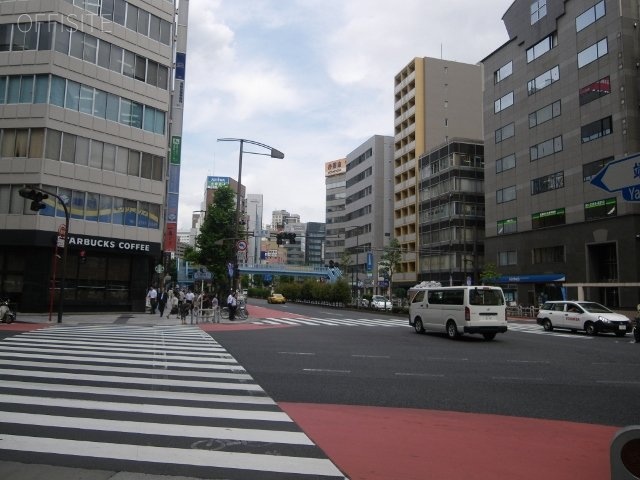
[480,262,500,285]
[191,186,238,292]
[379,238,402,297]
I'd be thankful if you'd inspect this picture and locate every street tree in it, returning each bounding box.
[190,185,238,292]
[379,238,402,297]
[480,262,500,285]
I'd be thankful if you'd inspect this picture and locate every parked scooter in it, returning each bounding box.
[0,298,15,324]
[634,304,640,343]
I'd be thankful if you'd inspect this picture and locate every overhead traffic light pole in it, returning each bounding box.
[19,185,69,323]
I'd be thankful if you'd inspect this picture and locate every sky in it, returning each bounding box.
[177,0,515,231]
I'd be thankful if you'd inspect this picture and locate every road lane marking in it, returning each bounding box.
[395,372,444,377]
[352,354,390,359]
[279,351,316,356]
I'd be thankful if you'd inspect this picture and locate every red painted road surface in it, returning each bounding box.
[280,403,616,480]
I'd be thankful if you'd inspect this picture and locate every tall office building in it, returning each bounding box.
[344,135,394,296]
[324,158,346,268]
[393,57,483,288]
[482,0,640,307]
[0,0,179,312]
[246,193,263,265]
[418,139,485,287]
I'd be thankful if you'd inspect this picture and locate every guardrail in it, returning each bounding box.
[506,305,539,318]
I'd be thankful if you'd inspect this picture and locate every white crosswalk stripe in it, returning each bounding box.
[506,322,593,339]
[0,325,346,479]
[251,316,410,328]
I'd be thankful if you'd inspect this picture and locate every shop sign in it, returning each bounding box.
[65,234,160,255]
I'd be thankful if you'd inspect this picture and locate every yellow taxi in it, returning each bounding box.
[267,293,286,304]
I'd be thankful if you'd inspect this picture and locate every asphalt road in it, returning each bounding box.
[215,299,640,426]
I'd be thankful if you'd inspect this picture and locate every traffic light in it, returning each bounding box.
[19,187,48,211]
[79,250,87,264]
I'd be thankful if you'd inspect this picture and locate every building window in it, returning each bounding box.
[526,33,557,63]
[532,208,565,229]
[498,250,517,266]
[496,153,516,173]
[576,1,606,32]
[532,246,565,264]
[531,171,564,195]
[531,0,547,25]
[581,116,612,143]
[529,100,561,127]
[579,76,610,106]
[494,91,514,113]
[495,123,515,143]
[578,38,608,68]
[530,136,562,161]
[494,61,513,83]
[497,218,517,235]
[583,156,612,182]
[497,186,516,204]
[527,66,559,95]
[585,197,617,221]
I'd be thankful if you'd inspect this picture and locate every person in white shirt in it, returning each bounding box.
[146,287,157,314]
[226,291,237,320]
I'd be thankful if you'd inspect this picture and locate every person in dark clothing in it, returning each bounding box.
[157,288,168,317]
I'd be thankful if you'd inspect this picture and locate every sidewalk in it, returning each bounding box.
[5,310,247,327]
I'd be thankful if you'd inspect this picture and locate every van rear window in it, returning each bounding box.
[469,289,505,306]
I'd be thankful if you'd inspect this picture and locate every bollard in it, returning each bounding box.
[611,426,640,479]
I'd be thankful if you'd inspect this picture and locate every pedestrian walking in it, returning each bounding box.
[166,290,178,319]
[157,288,168,317]
[146,286,158,314]
[211,295,220,323]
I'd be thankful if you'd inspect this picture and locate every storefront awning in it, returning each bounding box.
[494,274,566,284]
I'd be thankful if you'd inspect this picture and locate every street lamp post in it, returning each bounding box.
[216,138,284,290]
[19,185,69,323]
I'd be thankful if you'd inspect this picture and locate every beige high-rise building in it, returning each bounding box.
[393,57,483,287]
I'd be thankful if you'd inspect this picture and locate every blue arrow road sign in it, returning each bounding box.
[590,152,640,201]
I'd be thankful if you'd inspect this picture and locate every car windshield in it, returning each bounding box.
[372,296,387,302]
[578,302,612,313]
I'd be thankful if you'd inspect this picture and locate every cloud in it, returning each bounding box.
[177,1,514,231]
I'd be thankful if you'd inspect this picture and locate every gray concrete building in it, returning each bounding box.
[481,0,640,307]
[0,0,177,312]
[418,139,485,287]
[324,158,346,268]
[343,134,394,297]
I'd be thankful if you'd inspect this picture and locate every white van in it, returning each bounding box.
[408,285,508,340]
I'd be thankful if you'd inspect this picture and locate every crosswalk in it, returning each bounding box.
[0,325,346,479]
[250,316,594,339]
[251,316,409,328]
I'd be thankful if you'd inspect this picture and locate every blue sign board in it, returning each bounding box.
[590,152,640,201]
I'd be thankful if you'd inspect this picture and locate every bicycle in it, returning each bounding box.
[220,304,248,320]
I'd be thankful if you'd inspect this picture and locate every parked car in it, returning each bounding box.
[357,298,369,308]
[267,293,286,304]
[536,301,632,336]
[370,295,392,311]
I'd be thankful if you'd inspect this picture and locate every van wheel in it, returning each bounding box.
[585,322,597,336]
[542,319,553,332]
[482,332,496,341]
[446,320,459,339]
[413,318,425,334]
